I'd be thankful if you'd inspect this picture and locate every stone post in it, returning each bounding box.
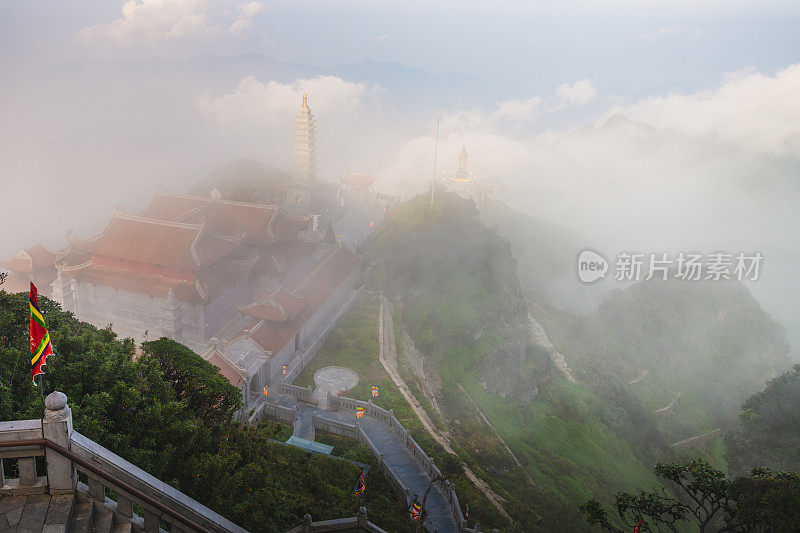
[357,507,367,527]
[42,391,76,494]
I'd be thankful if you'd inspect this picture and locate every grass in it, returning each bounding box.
[293,291,508,529]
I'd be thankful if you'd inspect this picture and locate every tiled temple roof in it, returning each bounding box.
[67,214,243,271]
[238,286,308,322]
[241,245,360,355]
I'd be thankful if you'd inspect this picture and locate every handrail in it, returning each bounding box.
[0,439,214,533]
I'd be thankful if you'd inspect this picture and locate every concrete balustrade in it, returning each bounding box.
[1,392,247,533]
[0,419,49,495]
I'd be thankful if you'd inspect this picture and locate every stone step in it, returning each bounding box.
[69,501,95,533]
[90,504,115,533]
[43,494,77,533]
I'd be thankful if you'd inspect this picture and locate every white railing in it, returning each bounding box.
[0,393,247,533]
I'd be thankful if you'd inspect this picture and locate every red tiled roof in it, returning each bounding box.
[246,245,360,354]
[0,270,33,294]
[252,239,317,277]
[206,349,246,387]
[271,212,311,242]
[239,286,308,322]
[59,253,256,303]
[2,244,60,273]
[180,201,280,246]
[137,193,208,221]
[68,214,242,271]
[61,260,205,302]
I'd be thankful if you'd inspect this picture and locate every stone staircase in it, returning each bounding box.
[0,490,143,533]
[0,392,246,533]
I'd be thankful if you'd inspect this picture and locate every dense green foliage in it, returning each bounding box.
[582,460,800,532]
[0,290,408,532]
[725,365,800,476]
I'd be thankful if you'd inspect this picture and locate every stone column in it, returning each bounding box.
[42,391,76,494]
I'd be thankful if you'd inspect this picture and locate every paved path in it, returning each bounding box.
[292,405,315,440]
[264,393,457,533]
[314,406,458,533]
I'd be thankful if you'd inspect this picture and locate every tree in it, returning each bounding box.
[725,365,800,476]
[581,460,800,532]
[141,338,242,425]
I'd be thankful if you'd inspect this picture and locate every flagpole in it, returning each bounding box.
[430,116,440,208]
[38,373,50,488]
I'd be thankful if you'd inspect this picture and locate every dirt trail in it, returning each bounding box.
[378,295,513,523]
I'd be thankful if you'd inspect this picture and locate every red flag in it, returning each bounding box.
[29,283,53,384]
[633,520,642,533]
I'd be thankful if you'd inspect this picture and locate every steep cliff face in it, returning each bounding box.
[365,192,552,400]
[478,322,553,402]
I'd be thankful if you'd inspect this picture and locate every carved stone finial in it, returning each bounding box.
[45,391,67,410]
[303,514,312,524]
[210,188,222,201]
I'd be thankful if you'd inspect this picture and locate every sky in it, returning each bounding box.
[1,1,800,295]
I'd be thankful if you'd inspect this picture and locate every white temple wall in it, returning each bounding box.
[63,282,177,343]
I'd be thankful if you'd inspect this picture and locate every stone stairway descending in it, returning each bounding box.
[68,491,137,533]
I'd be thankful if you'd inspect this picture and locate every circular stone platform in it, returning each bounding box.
[313,366,359,407]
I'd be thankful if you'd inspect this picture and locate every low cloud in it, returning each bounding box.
[198,75,374,127]
[77,0,264,47]
[614,63,800,156]
[549,79,597,111]
[379,66,800,255]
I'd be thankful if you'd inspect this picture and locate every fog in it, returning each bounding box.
[2,1,799,352]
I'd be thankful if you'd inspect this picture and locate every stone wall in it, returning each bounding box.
[52,274,247,349]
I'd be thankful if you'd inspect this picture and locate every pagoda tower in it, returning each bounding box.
[287,93,316,214]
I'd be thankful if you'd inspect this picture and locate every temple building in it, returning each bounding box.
[340,171,376,195]
[1,244,60,295]
[1,94,362,413]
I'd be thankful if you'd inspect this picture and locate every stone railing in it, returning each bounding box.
[0,419,49,495]
[70,431,245,533]
[329,396,441,477]
[285,506,388,533]
[311,411,360,440]
[0,392,246,533]
[250,401,296,426]
[327,394,470,530]
[280,383,316,404]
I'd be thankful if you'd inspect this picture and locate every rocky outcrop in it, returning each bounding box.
[478,321,553,402]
